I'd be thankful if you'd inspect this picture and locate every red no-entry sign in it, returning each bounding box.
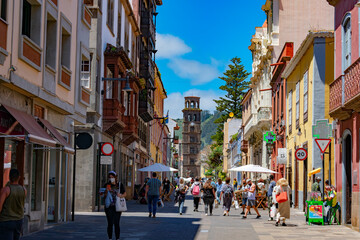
[101,142,114,156]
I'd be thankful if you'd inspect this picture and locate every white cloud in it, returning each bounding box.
[165,89,223,119]
[167,58,220,85]
[157,34,192,59]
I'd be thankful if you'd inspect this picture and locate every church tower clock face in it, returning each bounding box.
[182,96,202,178]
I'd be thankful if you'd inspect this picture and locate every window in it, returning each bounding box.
[288,90,292,132]
[31,146,43,211]
[190,136,196,143]
[105,65,114,99]
[276,87,280,120]
[96,58,100,93]
[81,58,90,88]
[295,81,300,128]
[45,13,57,69]
[190,158,195,165]
[124,15,129,53]
[61,27,71,69]
[107,0,114,31]
[190,102,194,108]
[22,0,41,45]
[303,71,309,122]
[343,16,351,70]
[190,147,197,154]
[116,9,121,46]
[193,114,197,121]
[187,114,191,121]
[0,0,7,21]
[124,91,131,116]
[190,126,195,132]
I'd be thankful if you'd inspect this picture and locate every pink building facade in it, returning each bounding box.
[328,0,360,229]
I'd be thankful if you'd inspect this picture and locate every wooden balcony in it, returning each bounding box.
[103,99,126,135]
[329,59,360,120]
[122,115,139,145]
[139,89,154,122]
[241,140,249,153]
[344,57,360,112]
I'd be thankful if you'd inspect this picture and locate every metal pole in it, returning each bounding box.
[97,142,101,212]
[329,142,331,186]
[72,134,77,221]
[322,153,325,200]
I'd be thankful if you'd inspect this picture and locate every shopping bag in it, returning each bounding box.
[158,199,164,208]
[115,197,127,212]
[270,205,276,218]
[234,200,240,210]
[276,186,288,203]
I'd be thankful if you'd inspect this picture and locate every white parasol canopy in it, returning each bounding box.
[138,163,178,172]
[229,164,277,174]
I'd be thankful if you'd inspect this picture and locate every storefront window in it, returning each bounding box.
[31,146,43,211]
[3,139,17,187]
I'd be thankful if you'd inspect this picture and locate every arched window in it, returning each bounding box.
[193,114,197,121]
[343,14,351,70]
[190,101,195,108]
[188,114,191,121]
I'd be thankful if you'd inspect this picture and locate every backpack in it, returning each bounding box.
[224,185,232,198]
[192,184,200,195]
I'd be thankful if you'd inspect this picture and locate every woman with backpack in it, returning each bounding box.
[220,177,234,216]
[175,178,188,215]
[201,179,216,216]
[190,177,202,212]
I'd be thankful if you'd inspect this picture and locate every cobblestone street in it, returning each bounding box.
[22,195,360,240]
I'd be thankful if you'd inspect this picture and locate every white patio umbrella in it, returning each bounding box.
[138,163,178,172]
[229,164,277,174]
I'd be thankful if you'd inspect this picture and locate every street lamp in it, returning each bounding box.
[102,74,133,93]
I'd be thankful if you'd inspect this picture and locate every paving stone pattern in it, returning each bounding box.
[22,195,360,240]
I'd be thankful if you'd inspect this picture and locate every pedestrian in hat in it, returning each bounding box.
[275,178,291,226]
[103,171,126,240]
[311,176,321,193]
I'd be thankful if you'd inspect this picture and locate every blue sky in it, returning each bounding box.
[156,1,266,119]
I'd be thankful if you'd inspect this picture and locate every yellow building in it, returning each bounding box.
[150,65,167,164]
[282,31,334,211]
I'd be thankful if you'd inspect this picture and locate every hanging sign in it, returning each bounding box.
[277,148,287,164]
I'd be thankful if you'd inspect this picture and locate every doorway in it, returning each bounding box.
[303,157,308,212]
[343,134,352,224]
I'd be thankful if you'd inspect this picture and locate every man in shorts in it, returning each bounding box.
[243,179,261,219]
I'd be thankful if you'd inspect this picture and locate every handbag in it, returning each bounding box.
[234,200,240,210]
[276,186,288,203]
[270,205,276,218]
[115,182,127,212]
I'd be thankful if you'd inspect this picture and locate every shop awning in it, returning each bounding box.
[38,118,75,154]
[1,104,57,147]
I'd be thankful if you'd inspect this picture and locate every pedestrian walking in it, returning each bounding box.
[240,179,248,215]
[175,178,188,215]
[145,172,162,218]
[267,175,276,221]
[215,178,223,204]
[0,169,26,240]
[103,171,126,240]
[220,177,234,216]
[275,178,291,226]
[242,179,261,219]
[233,178,238,190]
[201,179,215,216]
[190,177,202,212]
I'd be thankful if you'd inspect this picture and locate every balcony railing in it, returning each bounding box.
[329,57,360,120]
[329,75,343,112]
[122,115,139,145]
[103,99,126,135]
[344,57,360,107]
[257,107,271,122]
[240,140,248,153]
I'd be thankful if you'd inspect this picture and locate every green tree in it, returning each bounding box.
[212,57,250,143]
